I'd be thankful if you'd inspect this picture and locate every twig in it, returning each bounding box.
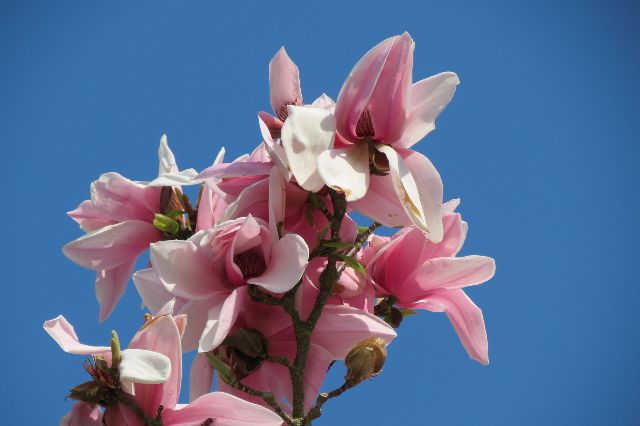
[305,381,357,422]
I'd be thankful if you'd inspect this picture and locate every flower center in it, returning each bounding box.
[276,99,298,121]
[356,109,375,138]
[234,251,267,279]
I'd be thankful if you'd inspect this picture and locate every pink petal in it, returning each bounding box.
[367,32,414,143]
[189,352,213,402]
[222,177,270,222]
[90,172,160,222]
[334,36,396,141]
[67,200,116,232]
[127,315,183,414]
[396,72,460,148]
[178,296,227,353]
[349,173,412,228]
[196,161,272,182]
[59,402,103,426]
[43,315,110,356]
[150,239,222,300]
[411,289,489,365]
[63,220,159,271]
[268,166,286,239]
[199,287,247,352]
[410,256,496,294]
[269,47,303,119]
[316,143,370,201]
[247,234,309,293]
[133,268,178,315]
[281,105,336,192]
[312,304,397,359]
[95,257,137,322]
[162,392,282,426]
[377,145,443,242]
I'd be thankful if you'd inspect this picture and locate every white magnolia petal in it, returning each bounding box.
[281,105,336,192]
[43,315,110,355]
[119,348,171,384]
[147,169,199,187]
[317,144,370,201]
[376,145,443,242]
[158,134,179,175]
[397,72,460,148]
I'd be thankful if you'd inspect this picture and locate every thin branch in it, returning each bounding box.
[305,381,357,422]
[265,354,295,370]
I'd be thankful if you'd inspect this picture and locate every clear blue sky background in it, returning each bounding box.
[2,1,639,424]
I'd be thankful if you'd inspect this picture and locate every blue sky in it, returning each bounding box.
[1,0,639,424]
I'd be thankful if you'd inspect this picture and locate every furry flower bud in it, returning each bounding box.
[344,337,387,385]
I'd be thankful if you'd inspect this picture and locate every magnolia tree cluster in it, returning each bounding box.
[46,32,496,426]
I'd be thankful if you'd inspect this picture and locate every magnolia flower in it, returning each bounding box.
[188,299,397,413]
[279,33,458,242]
[44,315,172,398]
[138,215,309,353]
[63,136,198,320]
[362,200,496,364]
[50,315,282,426]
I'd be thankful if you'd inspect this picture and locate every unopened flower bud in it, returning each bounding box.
[344,337,387,385]
[153,213,180,236]
[226,328,268,359]
[110,330,121,367]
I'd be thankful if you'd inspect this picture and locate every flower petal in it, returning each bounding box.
[349,173,412,227]
[128,315,182,412]
[63,220,159,270]
[312,304,397,359]
[133,268,177,314]
[119,348,171,384]
[269,47,303,119]
[334,36,396,140]
[367,32,414,143]
[68,200,116,232]
[90,172,160,222]
[317,143,370,201]
[95,258,137,322]
[150,238,222,300]
[189,352,213,402]
[158,134,179,175]
[162,392,283,426]
[412,256,496,293]
[396,72,460,148]
[247,234,309,293]
[377,145,443,242]
[43,315,110,355]
[411,289,489,365]
[199,287,247,352]
[59,402,103,426]
[281,105,336,192]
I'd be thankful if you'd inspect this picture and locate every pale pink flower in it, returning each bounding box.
[140,215,309,353]
[362,201,495,364]
[63,136,198,320]
[187,299,396,413]
[59,402,103,426]
[303,33,460,242]
[48,315,282,426]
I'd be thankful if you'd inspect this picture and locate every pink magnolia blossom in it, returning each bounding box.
[63,136,198,321]
[139,215,309,353]
[277,33,459,243]
[48,315,282,426]
[189,299,397,413]
[362,201,495,364]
